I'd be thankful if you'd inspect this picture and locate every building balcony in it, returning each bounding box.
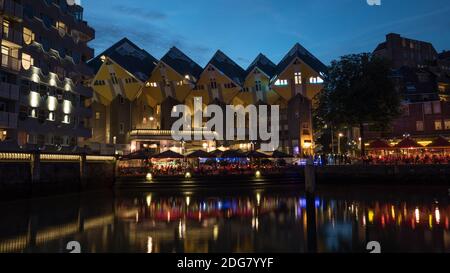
[0,0,23,21]
[0,111,18,129]
[0,25,22,46]
[1,54,20,72]
[0,81,19,100]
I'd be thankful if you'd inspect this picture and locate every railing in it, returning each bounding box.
[0,111,18,128]
[1,53,20,72]
[0,0,23,19]
[0,81,19,100]
[0,26,22,45]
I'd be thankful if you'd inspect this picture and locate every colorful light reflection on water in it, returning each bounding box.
[0,188,449,253]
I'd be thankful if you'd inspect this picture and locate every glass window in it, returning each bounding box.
[274,79,288,86]
[95,112,100,120]
[255,81,262,91]
[23,27,34,45]
[21,53,33,70]
[294,72,302,85]
[434,120,442,131]
[444,120,450,130]
[210,79,217,89]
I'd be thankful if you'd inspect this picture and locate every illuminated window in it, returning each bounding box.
[416,121,424,131]
[21,53,33,70]
[148,82,157,87]
[23,27,35,45]
[274,79,288,86]
[48,112,55,121]
[56,21,67,36]
[2,20,10,38]
[63,115,70,124]
[444,120,450,130]
[294,72,302,85]
[434,120,442,131]
[29,108,37,118]
[309,77,324,84]
[95,112,100,120]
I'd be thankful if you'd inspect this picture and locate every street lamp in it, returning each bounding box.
[338,133,344,155]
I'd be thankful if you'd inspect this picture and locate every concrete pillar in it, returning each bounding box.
[80,154,87,189]
[305,157,316,193]
[30,151,40,183]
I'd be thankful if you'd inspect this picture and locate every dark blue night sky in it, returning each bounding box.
[83,0,450,66]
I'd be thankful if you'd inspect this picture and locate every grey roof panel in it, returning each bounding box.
[274,43,328,78]
[88,38,158,82]
[246,53,277,78]
[161,47,203,80]
[208,50,246,85]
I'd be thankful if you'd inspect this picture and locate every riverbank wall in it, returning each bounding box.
[0,152,116,199]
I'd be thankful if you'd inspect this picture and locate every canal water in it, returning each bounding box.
[0,186,449,253]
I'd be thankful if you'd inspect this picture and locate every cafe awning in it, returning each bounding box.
[427,136,450,148]
[221,150,247,158]
[208,149,224,158]
[271,150,293,158]
[368,139,392,150]
[121,149,155,160]
[153,150,185,159]
[246,150,270,158]
[186,150,214,158]
[396,138,423,149]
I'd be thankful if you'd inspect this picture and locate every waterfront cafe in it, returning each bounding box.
[425,136,450,155]
[367,139,394,156]
[367,136,450,157]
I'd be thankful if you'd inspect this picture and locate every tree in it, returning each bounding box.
[315,53,401,156]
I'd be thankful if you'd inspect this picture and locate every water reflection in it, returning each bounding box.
[0,188,449,253]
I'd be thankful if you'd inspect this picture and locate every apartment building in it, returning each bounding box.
[0,0,95,150]
[87,39,327,155]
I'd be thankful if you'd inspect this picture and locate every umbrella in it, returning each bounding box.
[427,136,450,148]
[209,149,224,158]
[271,150,293,158]
[221,149,247,158]
[153,150,185,159]
[122,149,155,160]
[246,150,270,158]
[368,139,392,150]
[187,150,214,158]
[395,137,423,149]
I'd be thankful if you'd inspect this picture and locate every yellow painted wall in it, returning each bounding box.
[142,61,193,106]
[271,58,323,101]
[185,64,241,108]
[233,68,281,106]
[91,58,143,105]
